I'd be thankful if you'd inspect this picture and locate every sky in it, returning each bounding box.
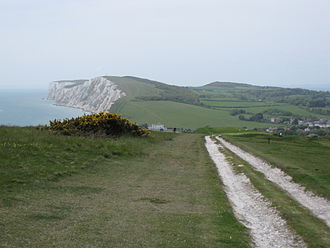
[0,0,329,90]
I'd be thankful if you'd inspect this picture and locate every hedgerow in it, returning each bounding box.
[48,112,150,137]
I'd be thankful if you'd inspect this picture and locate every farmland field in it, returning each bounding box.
[241,104,327,117]
[115,100,271,129]
[200,99,280,108]
[201,99,326,118]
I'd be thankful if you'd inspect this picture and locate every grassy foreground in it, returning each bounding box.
[0,127,250,248]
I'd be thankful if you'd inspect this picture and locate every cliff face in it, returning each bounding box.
[48,77,126,113]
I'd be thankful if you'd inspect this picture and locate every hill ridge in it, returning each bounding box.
[48,75,330,128]
[204,81,260,88]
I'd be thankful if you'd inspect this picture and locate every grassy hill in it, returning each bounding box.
[116,100,270,129]
[102,76,330,129]
[194,82,330,119]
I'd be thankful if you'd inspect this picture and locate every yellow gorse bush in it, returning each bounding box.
[48,112,150,137]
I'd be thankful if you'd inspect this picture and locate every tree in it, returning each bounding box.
[250,113,264,122]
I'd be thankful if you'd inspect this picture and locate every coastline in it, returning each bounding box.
[0,90,85,126]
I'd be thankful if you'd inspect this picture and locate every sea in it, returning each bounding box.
[0,89,85,126]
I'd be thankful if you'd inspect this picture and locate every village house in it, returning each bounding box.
[148,124,167,131]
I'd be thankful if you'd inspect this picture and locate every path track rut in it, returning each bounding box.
[216,136,330,227]
[205,136,305,248]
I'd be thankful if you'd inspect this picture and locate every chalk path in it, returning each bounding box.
[217,136,330,227]
[205,136,305,248]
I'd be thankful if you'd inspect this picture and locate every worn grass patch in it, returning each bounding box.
[28,213,65,221]
[139,197,170,204]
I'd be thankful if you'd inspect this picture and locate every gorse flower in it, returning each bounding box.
[48,112,150,137]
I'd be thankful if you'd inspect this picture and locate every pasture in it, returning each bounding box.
[115,100,270,129]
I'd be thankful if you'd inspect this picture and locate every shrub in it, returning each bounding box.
[48,112,150,137]
[230,109,247,116]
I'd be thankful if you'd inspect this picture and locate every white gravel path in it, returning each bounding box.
[217,136,330,227]
[205,136,305,248]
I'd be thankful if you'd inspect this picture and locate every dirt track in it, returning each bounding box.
[205,136,305,248]
[216,136,330,227]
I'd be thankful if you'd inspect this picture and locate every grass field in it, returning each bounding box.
[200,100,280,108]
[105,76,160,99]
[115,100,270,129]
[106,76,161,114]
[115,95,325,129]
[201,99,326,118]
[240,104,326,118]
[222,134,330,199]
[0,126,145,187]
[0,127,250,247]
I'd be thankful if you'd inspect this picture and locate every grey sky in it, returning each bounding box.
[1,0,329,90]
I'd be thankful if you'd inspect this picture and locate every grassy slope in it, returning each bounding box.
[117,100,270,129]
[200,100,280,108]
[105,76,160,114]
[0,127,250,248]
[105,76,160,99]
[241,104,326,118]
[223,134,330,199]
[201,100,324,117]
[0,126,150,189]
[195,84,329,119]
[103,77,271,128]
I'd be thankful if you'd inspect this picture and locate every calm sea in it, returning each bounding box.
[0,89,85,126]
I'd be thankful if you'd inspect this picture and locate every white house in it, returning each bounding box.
[148,124,167,131]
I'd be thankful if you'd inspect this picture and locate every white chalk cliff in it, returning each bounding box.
[48,76,126,113]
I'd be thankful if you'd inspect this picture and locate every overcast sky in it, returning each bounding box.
[1,0,329,90]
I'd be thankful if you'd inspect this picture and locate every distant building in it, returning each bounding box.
[308,134,319,138]
[315,123,330,128]
[270,117,283,123]
[148,124,167,131]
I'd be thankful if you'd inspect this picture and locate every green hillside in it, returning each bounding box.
[105,76,330,129]
[116,100,270,129]
[194,82,330,118]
